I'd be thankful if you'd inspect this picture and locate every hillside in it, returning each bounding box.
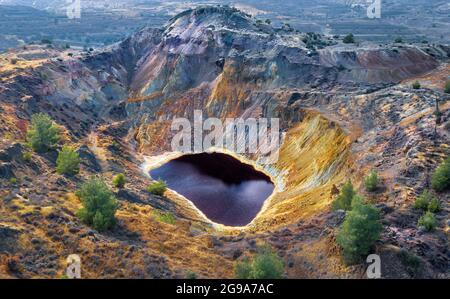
[0,6,449,279]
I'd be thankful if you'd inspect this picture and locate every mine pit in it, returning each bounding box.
[150,152,275,226]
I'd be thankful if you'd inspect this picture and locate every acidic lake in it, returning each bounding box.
[150,153,274,226]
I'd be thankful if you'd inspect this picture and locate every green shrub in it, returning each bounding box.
[110,140,119,150]
[27,113,60,153]
[147,180,167,196]
[332,181,356,211]
[235,257,252,279]
[22,152,32,162]
[185,271,197,279]
[56,146,80,176]
[412,81,421,89]
[3,132,13,140]
[234,246,284,279]
[112,173,126,188]
[343,33,355,44]
[428,198,440,213]
[398,249,421,276]
[418,211,437,231]
[431,157,450,192]
[153,210,176,225]
[76,178,118,231]
[413,190,432,210]
[444,81,450,94]
[364,170,379,192]
[394,37,403,43]
[336,200,382,264]
[9,177,17,185]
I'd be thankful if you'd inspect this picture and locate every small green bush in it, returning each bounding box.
[413,190,432,210]
[332,181,356,211]
[9,177,17,185]
[235,257,252,279]
[234,246,284,279]
[76,178,118,231]
[56,146,80,176]
[364,170,379,192]
[147,180,167,196]
[394,37,403,43]
[418,211,437,231]
[431,157,450,192]
[428,198,440,213]
[398,249,421,276]
[343,33,355,44]
[412,81,421,89]
[27,113,60,153]
[22,152,32,162]
[444,81,450,94]
[112,173,126,188]
[153,210,176,225]
[336,200,382,264]
[185,271,197,279]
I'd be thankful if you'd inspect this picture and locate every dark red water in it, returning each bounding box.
[150,153,274,226]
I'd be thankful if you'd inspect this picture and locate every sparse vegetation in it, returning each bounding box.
[112,173,126,188]
[398,249,422,276]
[147,180,167,196]
[336,199,382,264]
[234,246,284,279]
[413,189,433,210]
[428,197,440,213]
[412,81,421,89]
[76,178,118,231]
[22,151,32,162]
[343,33,355,44]
[332,181,356,211]
[418,211,437,231]
[27,113,60,153]
[56,146,80,176]
[431,157,450,192]
[235,257,252,279]
[445,81,450,94]
[364,170,379,192]
[394,37,403,43]
[153,210,176,225]
[110,140,119,150]
[185,270,197,279]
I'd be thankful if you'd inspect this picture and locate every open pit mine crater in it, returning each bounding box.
[0,6,449,279]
